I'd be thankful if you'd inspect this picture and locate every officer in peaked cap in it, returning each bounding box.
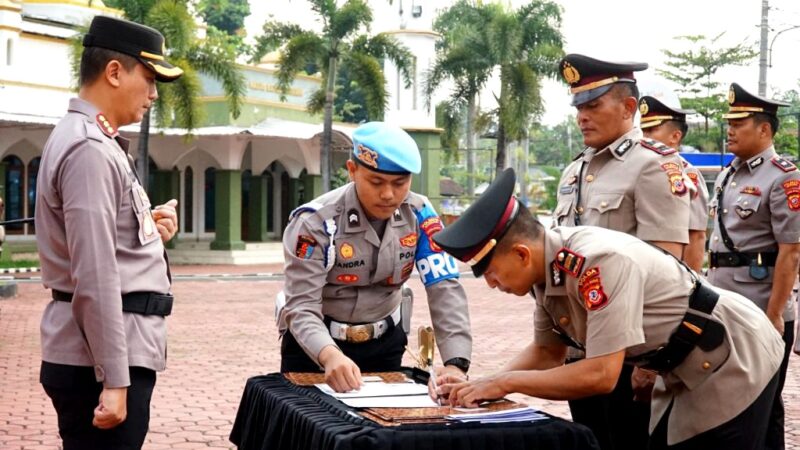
[37,14,181,450]
[278,121,472,394]
[707,83,797,450]
[554,54,692,450]
[640,96,709,273]
[83,15,183,82]
[434,168,783,450]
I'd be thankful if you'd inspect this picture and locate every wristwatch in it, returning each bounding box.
[444,357,470,374]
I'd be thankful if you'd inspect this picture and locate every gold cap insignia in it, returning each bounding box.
[356,144,379,169]
[562,61,580,85]
[639,100,649,116]
[728,86,736,105]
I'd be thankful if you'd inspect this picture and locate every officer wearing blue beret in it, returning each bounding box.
[278,122,472,392]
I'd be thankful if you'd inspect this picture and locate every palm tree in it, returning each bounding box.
[424,0,498,196]
[252,0,414,192]
[72,0,246,185]
[488,1,564,179]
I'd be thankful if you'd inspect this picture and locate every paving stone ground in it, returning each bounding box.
[1,274,798,449]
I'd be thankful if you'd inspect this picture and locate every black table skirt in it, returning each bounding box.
[230,373,600,450]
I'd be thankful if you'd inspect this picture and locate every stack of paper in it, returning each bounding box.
[314,381,439,408]
[445,406,548,423]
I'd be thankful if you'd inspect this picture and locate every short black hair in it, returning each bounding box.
[79,46,138,86]
[666,120,689,144]
[752,112,780,137]
[495,205,544,256]
[611,82,640,102]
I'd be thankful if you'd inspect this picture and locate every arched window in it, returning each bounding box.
[27,157,40,233]
[204,167,215,232]
[3,155,24,232]
[183,167,193,233]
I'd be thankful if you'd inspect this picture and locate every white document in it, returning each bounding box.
[315,382,429,399]
[340,395,439,408]
[446,406,547,423]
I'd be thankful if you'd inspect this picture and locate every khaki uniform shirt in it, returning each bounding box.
[554,127,690,244]
[280,183,472,365]
[533,226,783,444]
[37,98,171,388]
[707,147,800,321]
[683,159,709,232]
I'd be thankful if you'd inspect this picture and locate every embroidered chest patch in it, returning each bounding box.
[661,162,687,196]
[740,186,762,196]
[578,267,609,311]
[782,179,800,211]
[400,233,418,247]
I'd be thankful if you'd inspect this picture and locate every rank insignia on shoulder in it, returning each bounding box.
[781,179,800,211]
[740,186,762,196]
[661,162,688,196]
[96,113,117,137]
[614,139,633,157]
[640,138,677,155]
[295,235,317,259]
[578,267,609,311]
[554,247,585,277]
[772,156,797,173]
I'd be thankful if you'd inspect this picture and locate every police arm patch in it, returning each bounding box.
[782,179,800,211]
[578,267,609,311]
[660,162,688,196]
[295,235,317,259]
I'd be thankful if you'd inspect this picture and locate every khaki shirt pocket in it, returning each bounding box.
[670,329,731,390]
[130,182,159,246]
[554,197,574,226]
[586,192,628,230]
[732,195,762,220]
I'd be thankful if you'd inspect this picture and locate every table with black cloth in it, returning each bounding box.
[229,373,600,450]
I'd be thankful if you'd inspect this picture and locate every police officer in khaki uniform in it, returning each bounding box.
[707,83,799,450]
[36,16,181,450]
[640,96,710,272]
[553,54,692,450]
[279,122,472,392]
[433,169,783,450]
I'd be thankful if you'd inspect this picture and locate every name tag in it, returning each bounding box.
[560,185,575,195]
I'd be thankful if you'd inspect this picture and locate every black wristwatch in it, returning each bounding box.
[444,357,470,373]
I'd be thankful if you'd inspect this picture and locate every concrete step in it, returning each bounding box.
[167,241,284,265]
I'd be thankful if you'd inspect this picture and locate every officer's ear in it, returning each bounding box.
[104,60,124,88]
[345,159,357,182]
[621,96,638,120]
[511,243,532,266]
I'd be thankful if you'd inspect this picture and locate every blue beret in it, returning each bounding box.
[352,122,421,174]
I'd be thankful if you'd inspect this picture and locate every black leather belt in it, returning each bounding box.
[709,251,777,268]
[627,283,725,373]
[52,290,173,316]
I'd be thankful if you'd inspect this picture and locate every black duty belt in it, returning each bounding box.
[709,251,777,268]
[52,290,173,316]
[627,283,725,373]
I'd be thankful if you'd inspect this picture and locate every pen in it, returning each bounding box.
[429,361,442,406]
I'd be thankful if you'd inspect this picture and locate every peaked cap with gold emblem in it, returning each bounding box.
[639,96,696,129]
[83,15,183,82]
[559,54,648,106]
[433,168,520,276]
[722,82,790,119]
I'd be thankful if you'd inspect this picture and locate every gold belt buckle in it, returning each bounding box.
[346,324,374,343]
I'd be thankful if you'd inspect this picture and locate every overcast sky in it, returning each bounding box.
[246,0,800,125]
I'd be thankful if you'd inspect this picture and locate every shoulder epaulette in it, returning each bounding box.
[554,247,585,278]
[640,138,677,156]
[771,156,797,173]
[83,119,105,143]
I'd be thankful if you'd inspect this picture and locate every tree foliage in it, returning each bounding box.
[197,0,250,36]
[252,0,413,191]
[658,34,757,151]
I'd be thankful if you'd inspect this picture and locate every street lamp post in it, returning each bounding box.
[769,25,800,68]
